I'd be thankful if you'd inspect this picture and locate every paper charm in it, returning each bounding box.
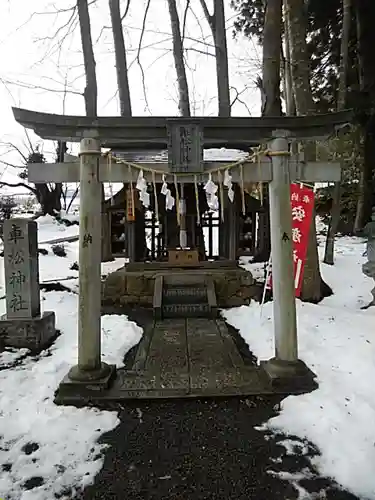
[160,175,175,211]
[165,189,175,210]
[204,174,218,196]
[224,169,235,202]
[204,174,219,210]
[136,170,150,208]
[136,170,147,191]
[139,190,150,207]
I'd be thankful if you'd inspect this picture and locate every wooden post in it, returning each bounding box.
[228,185,239,261]
[179,184,187,249]
[68,138,113,382]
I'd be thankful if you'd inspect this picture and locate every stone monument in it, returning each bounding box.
[0,218,56,350]
[362,210,375,307]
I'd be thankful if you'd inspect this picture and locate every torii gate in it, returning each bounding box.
[12,107,353,398]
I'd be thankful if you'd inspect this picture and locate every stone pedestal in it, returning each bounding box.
[0,311,56,350]
[1,219,56,350]
[260,357,317,392]
[102,261,256,309]
[55,363,116,404]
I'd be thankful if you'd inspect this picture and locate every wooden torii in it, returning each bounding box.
[12,107,353,396]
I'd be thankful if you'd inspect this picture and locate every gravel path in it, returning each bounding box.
[79,396,359,500]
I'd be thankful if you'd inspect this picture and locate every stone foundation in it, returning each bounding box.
[102,261,256,309]
[0,311,56,350]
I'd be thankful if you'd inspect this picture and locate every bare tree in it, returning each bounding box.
[199,0,231,116]
[252,0,282,263]
[77,0,97,116]
[167,0,191,116]
[323,0,351,264]
[0,140,63,216]
[109,0,132,116]
[284,0,330,302]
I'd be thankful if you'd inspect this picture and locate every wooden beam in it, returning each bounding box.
[27,160,340,184]
[13,107,354,149]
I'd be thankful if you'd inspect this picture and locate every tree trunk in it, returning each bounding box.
[109,0,132,116]
[77,0,97,117]
[285,0,329,302]
[283,0,296,116]
[167,0,191,116]
[353,0,375,232]
[253,0,282,263]
[262,0,282,116]
[323,0,351,265]
[34,184,62,216]
[200,0,231,116]
[285,0,314,115]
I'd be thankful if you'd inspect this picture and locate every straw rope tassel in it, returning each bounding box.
[174,175,180,226]
[257,150,264,206]
[108,154,115,206]
[194,175,200,225]
[128,165,135,216]
[152,170,159,222]
[218,170,225,222]
[240,164,246,216]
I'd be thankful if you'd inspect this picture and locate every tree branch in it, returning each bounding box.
[0,181,37,194]
[230,86,252,115]
[121,0,132,20]
[182,0,191,43]
[136,0,152,113]
[198,0,214,30]
[185,47,215,57]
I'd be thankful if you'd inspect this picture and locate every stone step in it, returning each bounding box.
[163,286,207,304]
[162,303,212,318]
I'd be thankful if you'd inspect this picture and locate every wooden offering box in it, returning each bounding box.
[168,249,199,266]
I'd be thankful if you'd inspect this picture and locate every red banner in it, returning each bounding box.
[266,184,314,297]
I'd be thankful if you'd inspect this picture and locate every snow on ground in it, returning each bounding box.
[224,236,375,499]
[0,217,141,500]
[36,215,79,244]
[0,292,142,500]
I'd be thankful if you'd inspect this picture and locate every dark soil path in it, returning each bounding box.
[78,396,359,500]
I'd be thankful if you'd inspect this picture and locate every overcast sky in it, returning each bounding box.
[0,0,261,192]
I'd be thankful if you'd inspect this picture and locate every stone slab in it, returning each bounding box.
[131,323,154,371]
[186,318,238,369]
[145,320,188,373]
[3,218,40,319]
[54,320,318,405]
[189,367,264,395]
[0,311,56,350]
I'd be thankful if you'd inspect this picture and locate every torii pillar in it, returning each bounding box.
[260,131,316,391]
[59,138,116,397]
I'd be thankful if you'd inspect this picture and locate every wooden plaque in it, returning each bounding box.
[167,121,204,173]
